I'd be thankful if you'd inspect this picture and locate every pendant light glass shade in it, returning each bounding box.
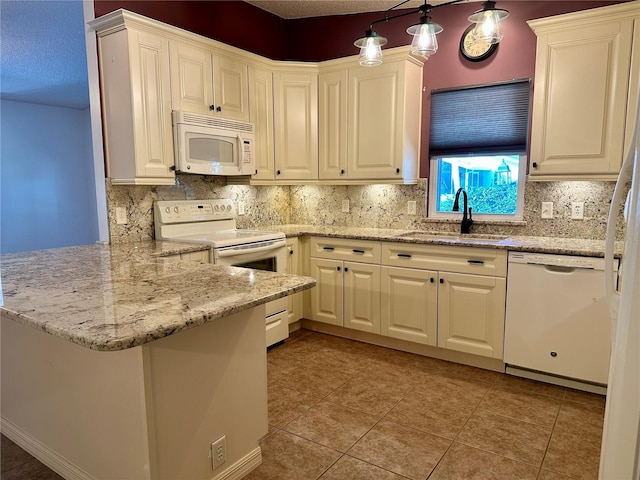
[468,1,508,44]
[354,30,387,66]
[406,17,442,57]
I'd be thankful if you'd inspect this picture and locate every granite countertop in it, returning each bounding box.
[264,224,623,257]
[0,241,315,352]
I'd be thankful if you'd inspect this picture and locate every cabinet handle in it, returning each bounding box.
[439,278,444,284]
[344,267,349,272]
[340,169,345,175]
[352,249,365,254]
[323,246,335,251]
[276,170,281,175]
[216,106,222,112]
[209,105,216,111]
[467,259,485,265]
[289,249,294,255]
[397,253,412,259]
[430,277,435,283]
[396,168,400,174]
[336,266,341,271]
[532,162,538,168]
[254,169,258,175]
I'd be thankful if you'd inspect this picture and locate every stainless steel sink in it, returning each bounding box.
[396,231,509,242]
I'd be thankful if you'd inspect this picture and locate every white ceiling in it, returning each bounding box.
[0,0,89,110]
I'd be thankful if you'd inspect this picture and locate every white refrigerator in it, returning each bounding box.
[601,88,640,479]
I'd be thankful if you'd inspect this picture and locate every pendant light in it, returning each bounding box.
[468,1,509,45]
[354,29,388,66]
[406,15,442,57]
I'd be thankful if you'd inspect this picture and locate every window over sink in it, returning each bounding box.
[427,80,530,221]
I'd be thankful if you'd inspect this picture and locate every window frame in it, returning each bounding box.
[427,153,527,221]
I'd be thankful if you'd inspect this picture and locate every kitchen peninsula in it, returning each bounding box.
[0,241,315,480]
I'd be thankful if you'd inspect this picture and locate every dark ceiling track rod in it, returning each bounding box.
[368,0,467,30]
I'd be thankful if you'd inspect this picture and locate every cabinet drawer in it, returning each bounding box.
[382,242,507,277]
[310,237,381,263]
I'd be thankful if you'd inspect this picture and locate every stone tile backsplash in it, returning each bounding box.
[107,176,625,243]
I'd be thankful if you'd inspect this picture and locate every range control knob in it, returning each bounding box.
[173,206,179,213]
[165,207,170,214]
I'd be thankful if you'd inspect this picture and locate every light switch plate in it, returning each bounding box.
[541,202,553,219]
[342,199,350,213]
[407,201,417,215]
[115,207,128,225]
[238,202,245,215]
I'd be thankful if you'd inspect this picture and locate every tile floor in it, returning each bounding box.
[246,329,606,480]
[0,329,606,480]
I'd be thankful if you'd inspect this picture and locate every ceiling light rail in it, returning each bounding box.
[354,0,509,66]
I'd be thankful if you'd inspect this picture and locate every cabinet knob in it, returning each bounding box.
[336,266,341,271]
[340,169,345,175]
[289,249,294,255]
[430,277,435,283]
[254,169,258,175]
[532,162,538,168]
[276,170,281,175]
[439,278,444,284]
[396,168,400,174]
[209,105,215,111]
[216,106,222,112]
[344,267,349,272]
[550,351,558,357]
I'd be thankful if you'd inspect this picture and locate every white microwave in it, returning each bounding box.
[172,111,255,176]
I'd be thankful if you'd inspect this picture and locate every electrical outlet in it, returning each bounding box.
[211,436,226,470]
[407,200,417,215]
[115,207,128,225]
[342,199,350,213]
[571,201,585,220]
[541,201,553,219]
[238,202,245,216]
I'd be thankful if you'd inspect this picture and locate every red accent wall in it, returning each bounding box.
[93,0,629,176]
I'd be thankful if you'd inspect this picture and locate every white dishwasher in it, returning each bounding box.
[504,252,618,391]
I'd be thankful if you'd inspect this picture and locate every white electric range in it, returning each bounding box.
[154,199,289,347]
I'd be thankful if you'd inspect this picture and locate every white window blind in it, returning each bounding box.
[429,79,531,156]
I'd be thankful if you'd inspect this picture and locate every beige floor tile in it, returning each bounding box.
[244,429,341,480]
[493,375,567,399]
[319,455,409,480]
[267,382,322,428]
[324,377,408,417]
[563,389,606,410]
[477,388,562,427]
[384,392,475,439]
[456,408,552,466]
[429,442,539,480]
[283,400,379,452]
[537,469,576,480]
[412,373,491,408]
[555,400,605,436]
[542,425,602,479]
[347,419,451,480]
[274,362,352,398]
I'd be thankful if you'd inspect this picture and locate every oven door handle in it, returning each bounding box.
[216,239,287,258]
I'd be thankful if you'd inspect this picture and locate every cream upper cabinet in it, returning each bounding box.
[170,41,249,122]
[249,65,275,180]
[273,69,319,181]
[319,49,424,184]
[94,19,175,185]
[528,2,640,180]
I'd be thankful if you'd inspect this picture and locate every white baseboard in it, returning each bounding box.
[212,446,262,480]
[1,417,97,480]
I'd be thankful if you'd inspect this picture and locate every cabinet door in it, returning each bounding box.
[437,272,506,359]
[273,72,319,180]
[529,16,635,178]
[213,55,249,122]
[309,258,343,326]
[344,262,381,334]
[347,62,404,180]
[170,41,214,115]
[381,266,437,346]
[319,69,348,180]
[249,66,275,180]
[286,238,303,324]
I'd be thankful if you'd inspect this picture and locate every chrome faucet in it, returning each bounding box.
[452,188,473,234]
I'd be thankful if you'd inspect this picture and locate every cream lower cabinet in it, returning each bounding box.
[382,242,507,359]
[528,2,640,180]
[309,237,381,333]
[381,266,437,346]
[437,272,506,359]
[286,237,303,324]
